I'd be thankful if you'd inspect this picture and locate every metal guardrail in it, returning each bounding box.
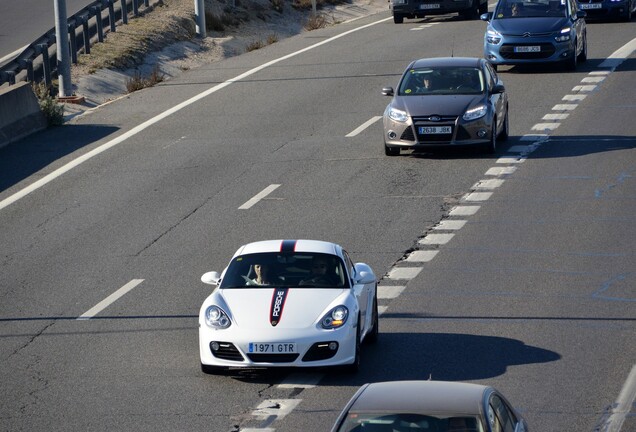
[0,0,153,88]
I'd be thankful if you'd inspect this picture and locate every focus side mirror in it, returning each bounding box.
[382,87,394,96]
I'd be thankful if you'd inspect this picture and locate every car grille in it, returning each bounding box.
[500,43,555,59]
[412,115,457,143]
[210,342,244,361]
[302,342,338,362]
[246,353,300,363]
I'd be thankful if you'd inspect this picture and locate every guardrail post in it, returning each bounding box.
[93,6,104,42]
[121,0,128,24]
[36,44,52,87]
[68,21,78,64]
[132,0,139,16]
[106,0,116,32]
[195,0,206,38]
[80,15,90,54]
[19,59,35,82]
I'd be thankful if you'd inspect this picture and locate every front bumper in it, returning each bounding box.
[199,324,357,368]
[383,112,494,149]
[484,36,576,66]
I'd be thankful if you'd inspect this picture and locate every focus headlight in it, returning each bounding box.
[205,305,231,329]
[321,306,349,329]
[388,107,408,123]
[555,27,571,42]
[486,29,502,44]
[463,104,487,121]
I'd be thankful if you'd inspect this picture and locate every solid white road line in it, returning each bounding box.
[238,184,281,209]
[346,116,382,137]
[77,279,144,320]
[601,365,636,432]
[0,17,392,213]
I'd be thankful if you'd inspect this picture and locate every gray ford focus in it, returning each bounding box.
[382,57,509,156]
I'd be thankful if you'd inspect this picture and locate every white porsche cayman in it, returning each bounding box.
[198,239,378,373]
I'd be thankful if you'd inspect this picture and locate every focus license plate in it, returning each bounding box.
[419,126,451,134]
[514,45,541,53]
[420,3,440,8]
[249,342,297,353]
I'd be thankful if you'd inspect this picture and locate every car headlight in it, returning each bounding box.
[388,107,408,123]
[321,306,349,329]
[463,104,487,121]
[555,27,571,42]
[486,29,502,44]
[205,305,231,329]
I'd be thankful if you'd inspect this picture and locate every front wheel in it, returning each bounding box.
[341,319,361,373]
[364,295,379,344]
[393,13,404,23]
[566,41,578,71]
[498,107,509,141]
[484,117,497,154]
[578,33,587,62]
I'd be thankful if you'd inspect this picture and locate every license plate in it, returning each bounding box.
[580,3,601,8]
[248,342,297,353]
[420,3,440,9]
[514,46,541,53]
[419,126,451,134]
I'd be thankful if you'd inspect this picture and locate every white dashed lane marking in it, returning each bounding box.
[449,205,481,216]
[386,267,423,280]
[238,184,281,210]
[433,220,467,230]
[77,279,144,320]
[378,285,407,299]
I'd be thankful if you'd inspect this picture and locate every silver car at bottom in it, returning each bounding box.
[382,57,509,156]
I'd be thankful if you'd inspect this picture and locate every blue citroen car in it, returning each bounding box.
[481,0,587,70]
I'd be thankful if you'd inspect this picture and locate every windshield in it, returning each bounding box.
[219,252,350,289]
[494,0,567,18]
[398,67,485,96]
[336,413,484,432]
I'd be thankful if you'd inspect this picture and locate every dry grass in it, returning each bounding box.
[305,13,329,29]
[245,33,279,52]
[125,65,165,92]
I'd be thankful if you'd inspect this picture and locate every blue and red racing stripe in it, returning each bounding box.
[269,287,289,326]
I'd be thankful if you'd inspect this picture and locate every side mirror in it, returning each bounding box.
[576,10,586,18]
[382,86,394,96]
[480,12,492,21]
[353,263,377,285]
[491,83,505,94]
[201,271,221,286]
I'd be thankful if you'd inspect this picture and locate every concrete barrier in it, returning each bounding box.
[0,82,47,149]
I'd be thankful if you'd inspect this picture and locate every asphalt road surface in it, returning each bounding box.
[0,6,635,432]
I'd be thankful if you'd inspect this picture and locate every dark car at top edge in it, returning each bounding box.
[382,57,509,156]
[390,0,488,23]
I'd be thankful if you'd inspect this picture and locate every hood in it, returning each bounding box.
[394,94,485,117]
[220,287,347,329]
[491,17,568,34]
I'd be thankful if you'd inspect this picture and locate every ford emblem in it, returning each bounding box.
[430,115,441,122]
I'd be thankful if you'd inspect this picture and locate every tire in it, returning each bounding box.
[566,40,578,71]
[498,107,509,141]
[364,295,379,345]
[393,14,404,23]
[341,319,361,373]
[578,33,587,62]
[485,117,497,154]
[385,143,400,156]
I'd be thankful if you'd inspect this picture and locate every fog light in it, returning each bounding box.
[477,129,487,138]
[211,341,220,351]
[487,55,497,61]
[328,342,338,350]
[388,131,397,139]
